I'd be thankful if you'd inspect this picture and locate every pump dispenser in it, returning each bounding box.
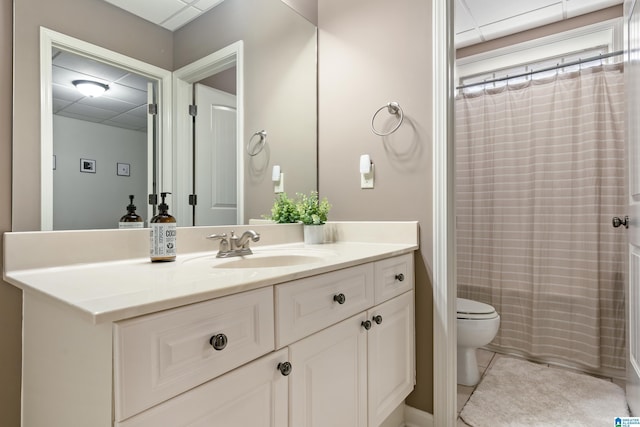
[119,195,144,229]
[150,192,177,262]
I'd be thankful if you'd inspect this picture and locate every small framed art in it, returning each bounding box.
[80,158,96,173]
[117,163,130,177]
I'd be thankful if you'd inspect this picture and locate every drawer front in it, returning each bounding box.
[114,287,274,421]
[374,254,414,304]
[116,349,289,427]
[275,263,374,348]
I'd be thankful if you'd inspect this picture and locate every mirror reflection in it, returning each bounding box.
[12,0,318,231]
[51,49,157,230]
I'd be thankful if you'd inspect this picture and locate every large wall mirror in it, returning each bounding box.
[12,0,318,231]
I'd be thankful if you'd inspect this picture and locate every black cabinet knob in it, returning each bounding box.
[372,315,383,325]
[333,293,346,304]
[277,361,292,376]
[209,333,228,351]
[395,273,405,282]
[361,320,372,330]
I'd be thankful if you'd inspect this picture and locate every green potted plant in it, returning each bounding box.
[268,193,300,223]
[296,191,331,244]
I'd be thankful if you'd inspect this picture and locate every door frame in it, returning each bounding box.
[173,41,245,226]
[432,0,457,426]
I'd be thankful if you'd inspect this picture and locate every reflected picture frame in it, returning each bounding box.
[117,162,130,177]
[80,158,96,173]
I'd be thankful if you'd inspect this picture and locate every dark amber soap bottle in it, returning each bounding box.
[118,195,144,229]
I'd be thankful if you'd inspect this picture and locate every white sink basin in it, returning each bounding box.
[182,247,337,269]
[213,254,324,269]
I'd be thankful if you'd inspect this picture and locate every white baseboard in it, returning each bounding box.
[404,405,434,427]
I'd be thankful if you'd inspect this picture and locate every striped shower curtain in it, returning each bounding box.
[456,64,627,372]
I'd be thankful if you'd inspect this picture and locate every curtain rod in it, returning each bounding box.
[456,49,624,90]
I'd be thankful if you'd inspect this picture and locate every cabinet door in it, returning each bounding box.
[289,313,368,427]
[367,291,415,427]
[116,349,289,427]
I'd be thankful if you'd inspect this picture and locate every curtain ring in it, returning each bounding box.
[371,102,404,136]
[247,130,267,156]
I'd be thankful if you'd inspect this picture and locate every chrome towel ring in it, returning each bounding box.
[371,102,404,136]
[247,130,267,156]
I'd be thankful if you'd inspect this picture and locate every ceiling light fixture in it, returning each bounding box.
[72,80,109,98]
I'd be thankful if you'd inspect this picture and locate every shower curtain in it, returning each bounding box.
[456,64,627,372]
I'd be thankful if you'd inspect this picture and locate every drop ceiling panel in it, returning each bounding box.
[103,0,186,26]
[52,49,153,130]
[77,96,137,114]
[194,0,225,11]
[455,1,477,33]
[480,3,564,41]
[102,0,225,31]
[62,103,121,121]
[162,6,202,31]
[465,0,558,27]
[54,51,129,82]
[455,0,623,48]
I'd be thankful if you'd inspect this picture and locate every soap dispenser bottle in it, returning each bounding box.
[119,195,144,229]
[150,192,176,262]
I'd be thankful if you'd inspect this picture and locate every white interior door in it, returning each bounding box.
[626,0,640,415]
[194,83,238,226]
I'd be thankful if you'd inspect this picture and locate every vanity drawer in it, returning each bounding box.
[374,254,414,304]
[114,287,275,421]
[275,263,374,348]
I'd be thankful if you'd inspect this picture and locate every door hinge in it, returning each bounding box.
[189,104,197,117]
[148,104,158,115]
[148,194,158,205]
[189,194,197,206]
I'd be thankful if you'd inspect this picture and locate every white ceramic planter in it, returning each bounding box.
[303,224,325,244]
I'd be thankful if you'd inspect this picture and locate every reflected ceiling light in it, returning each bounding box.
[72,80,109,98]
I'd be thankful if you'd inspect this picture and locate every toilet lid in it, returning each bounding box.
[457,298,498,320]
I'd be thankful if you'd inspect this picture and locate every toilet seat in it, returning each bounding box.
[457,298,498,320]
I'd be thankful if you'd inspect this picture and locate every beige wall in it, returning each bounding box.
[1,0,21,425]
[317,0,435,413]
[457,5,623,59]
[12,0,173,231]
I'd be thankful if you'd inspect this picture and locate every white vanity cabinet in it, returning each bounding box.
[18,251,414,427]
[282,253,415,427]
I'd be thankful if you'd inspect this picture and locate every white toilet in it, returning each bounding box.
[457,297,500,386]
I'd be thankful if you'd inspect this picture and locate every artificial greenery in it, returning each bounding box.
[296,191,331,225]
[269,193,300,223]
[267,191,331,225]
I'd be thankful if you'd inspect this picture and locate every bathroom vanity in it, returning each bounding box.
[3,222,418,427]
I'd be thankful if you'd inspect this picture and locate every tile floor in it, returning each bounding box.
[455,349,627,426]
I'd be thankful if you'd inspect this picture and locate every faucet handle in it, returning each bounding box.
[206,233,227,240]
[206,233,229,252]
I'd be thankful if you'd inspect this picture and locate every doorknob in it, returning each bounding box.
[612,216,629,229]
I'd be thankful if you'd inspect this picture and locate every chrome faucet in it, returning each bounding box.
[206,230,260,258]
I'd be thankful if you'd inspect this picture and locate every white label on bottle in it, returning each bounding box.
[119,222,144,229]
[150,223,177,257]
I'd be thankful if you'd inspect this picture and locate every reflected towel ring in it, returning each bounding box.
[247,130,267,156]
[371,102,404,136]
